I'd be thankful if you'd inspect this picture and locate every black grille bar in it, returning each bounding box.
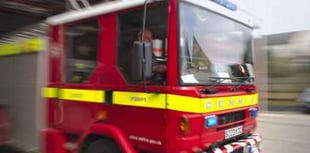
[218,110,245,125]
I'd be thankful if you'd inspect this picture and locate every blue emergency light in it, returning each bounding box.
[249,108,258,117]
[211,0,237,11]
[205,115,218,127]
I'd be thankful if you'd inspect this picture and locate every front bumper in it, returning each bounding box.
[206,133,262,153]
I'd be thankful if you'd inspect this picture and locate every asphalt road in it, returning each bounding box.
[1,108,309,153]
[266,104,309,113]
[0,145,26,153]
[257,112,310,153]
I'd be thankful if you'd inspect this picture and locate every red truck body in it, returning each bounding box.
[42,0,261,153]
[0,105,9,146]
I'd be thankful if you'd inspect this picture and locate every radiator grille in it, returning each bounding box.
[218,110,245,125]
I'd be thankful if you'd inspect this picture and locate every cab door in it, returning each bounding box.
[51,18,102,133]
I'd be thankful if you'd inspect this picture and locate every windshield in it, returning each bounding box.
[179,2,254,85]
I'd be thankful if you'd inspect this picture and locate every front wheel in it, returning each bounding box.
[85,138,122,153]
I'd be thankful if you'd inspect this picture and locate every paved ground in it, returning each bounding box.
[267,105,309,113]
[1,104,309,153]
[0,145,26,153]
[257,111,310,153]
[262,99,309,113]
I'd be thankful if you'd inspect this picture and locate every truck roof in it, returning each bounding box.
[46,0,146,25]
[46,0,256,28]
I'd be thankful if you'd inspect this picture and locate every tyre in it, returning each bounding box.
[85,138,122,153]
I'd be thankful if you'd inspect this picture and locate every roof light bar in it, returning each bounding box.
[210,0,237,11]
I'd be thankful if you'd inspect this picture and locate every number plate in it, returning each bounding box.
[225,126,243,139]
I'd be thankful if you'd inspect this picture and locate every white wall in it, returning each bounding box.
[231,0,310,35]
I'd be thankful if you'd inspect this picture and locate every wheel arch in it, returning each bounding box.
[78,123,137,153]
[79,134,114,153]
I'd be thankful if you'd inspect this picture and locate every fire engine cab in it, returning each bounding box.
[42,0,262,153]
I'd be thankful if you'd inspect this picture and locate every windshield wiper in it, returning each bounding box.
[201,76,254,94]
[209,76,254,83]
[200,77,234,94]
[208,76,235,84]
[231,77,255,92]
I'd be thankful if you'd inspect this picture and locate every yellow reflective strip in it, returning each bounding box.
[113,91,166,109]
[167,95,202,113]
[113,92,258,113]
[59,89,104,103]
[201,94,258,113]
[0,43,21,56]
[0,38,45,57]
[21,38,45,52]
[42,88,258,112]
[42,87,58,98]
[168,94,258,113]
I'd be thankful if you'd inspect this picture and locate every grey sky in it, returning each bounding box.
[231,0,310,35]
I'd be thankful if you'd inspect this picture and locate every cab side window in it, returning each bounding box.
[64,20,99,83]
[117,2,168,85]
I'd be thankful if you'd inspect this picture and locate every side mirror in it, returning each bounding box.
[131,41,152,81]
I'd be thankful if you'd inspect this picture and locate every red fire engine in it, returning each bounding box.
[42,0,262,153]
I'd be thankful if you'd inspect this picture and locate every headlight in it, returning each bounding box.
[180,117,191,133]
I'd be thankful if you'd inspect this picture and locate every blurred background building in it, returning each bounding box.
[266,31,310,102]
[231,0,310,111]
[257,31,310,111]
